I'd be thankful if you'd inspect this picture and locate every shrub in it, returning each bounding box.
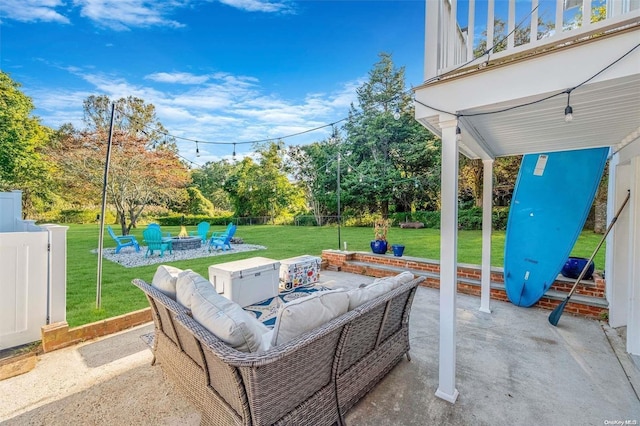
[57,209,116,224]
[155,214,235,226]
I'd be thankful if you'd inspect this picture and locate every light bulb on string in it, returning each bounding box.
[232,143,236,160]
[456,126,462,143]
[564,90,573,123]
[393,108,401,120]
[196,141,200,157]
[359,176,363,183]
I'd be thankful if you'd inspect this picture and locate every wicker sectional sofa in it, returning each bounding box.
[132,272,424,426]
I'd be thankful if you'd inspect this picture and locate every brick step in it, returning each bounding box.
[342,260,608,314]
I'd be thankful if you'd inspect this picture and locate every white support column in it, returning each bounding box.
[480,159,494,314]
[435,117,460,404]
[607,157,631,328]
[626,156,640,355]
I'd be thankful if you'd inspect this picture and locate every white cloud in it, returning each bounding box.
[72,0,185,30]
[0,0,69,24]
[30,66,359,164]
[1,0,292,29]
[217,0,293,13]
[145,72,211,85]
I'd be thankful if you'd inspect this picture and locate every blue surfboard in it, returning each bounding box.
[504,147,609,307]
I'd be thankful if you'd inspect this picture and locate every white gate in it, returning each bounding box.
[0,231,49,350]
[0,191,67,351]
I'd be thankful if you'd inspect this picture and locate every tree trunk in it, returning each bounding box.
[593,166,608,234]
[594,201,607,234]
[119,213,127,235]
[381,200,389,218]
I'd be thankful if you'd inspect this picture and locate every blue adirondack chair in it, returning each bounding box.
[189,221,210,244]
[210,223,234,240]
[147,223,172,241]
[208,223,236,252]
[107,225,140,254]
[143,226,173,258]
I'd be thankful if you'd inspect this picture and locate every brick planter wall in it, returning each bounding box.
[322,250,608,320]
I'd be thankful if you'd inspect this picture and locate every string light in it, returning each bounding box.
[415,43,639,121]
[195,141,200,157]
[111,37,638,170]
[564,90,573,123]
[456,126,462,143]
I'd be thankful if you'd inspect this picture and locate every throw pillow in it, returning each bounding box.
[151,265,185,300]
[271,289,349,347]
[191,280,269,353]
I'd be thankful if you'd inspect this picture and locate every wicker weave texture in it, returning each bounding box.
[377,292,410,344]
[131,276,424,426]
[336,329,409,413]
[239,329,341,425]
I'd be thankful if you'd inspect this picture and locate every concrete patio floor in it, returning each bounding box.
[1,270,638,425]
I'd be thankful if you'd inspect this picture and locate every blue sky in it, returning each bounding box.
[0,0,428,164]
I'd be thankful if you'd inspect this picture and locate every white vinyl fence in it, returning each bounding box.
[0,191,68,351]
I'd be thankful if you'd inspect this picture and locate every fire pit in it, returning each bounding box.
[170,236,201,250]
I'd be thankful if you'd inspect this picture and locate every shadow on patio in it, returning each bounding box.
[1,271,638,425]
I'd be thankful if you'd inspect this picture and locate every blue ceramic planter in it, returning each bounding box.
[561,257,595,280]
[391,244,405,257]
[370,240,388,254]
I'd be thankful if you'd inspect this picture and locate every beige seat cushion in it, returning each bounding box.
[176,271,269,353]
[271,290,349,347]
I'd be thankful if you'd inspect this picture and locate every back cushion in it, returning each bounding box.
[347,279,394,310]
[271,290,349,347]
[177,271,268,353]
[176,270,207,310]
[348,272,414,310]
[151,265,186,300]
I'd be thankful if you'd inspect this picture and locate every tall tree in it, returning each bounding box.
[51,96,189,234]
[191,160,234,212]
[226,141,305,219]
[0,71,55,217]
[343,52,440,217]
[288,138,338,225]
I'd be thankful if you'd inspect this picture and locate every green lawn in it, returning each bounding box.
[66,224,606,327]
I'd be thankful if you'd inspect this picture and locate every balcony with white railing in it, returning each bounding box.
[424,0,640,83]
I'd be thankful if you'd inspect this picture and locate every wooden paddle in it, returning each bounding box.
[548,190,630,327]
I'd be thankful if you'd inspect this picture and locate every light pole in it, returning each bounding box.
[337,151,341,250]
